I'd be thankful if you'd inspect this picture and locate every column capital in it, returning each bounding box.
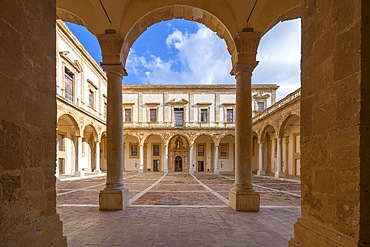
[97,32,123,64]
[231,31,261,76]
[101,63,127,77]
[231,61,259,76]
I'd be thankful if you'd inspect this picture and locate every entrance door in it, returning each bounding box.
[198,161,204,172]
[175,156,182,172]
[153,159,159,172]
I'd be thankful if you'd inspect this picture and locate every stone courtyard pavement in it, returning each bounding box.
[57,172,301,247]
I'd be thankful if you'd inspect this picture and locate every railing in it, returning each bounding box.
[253,88,301,123]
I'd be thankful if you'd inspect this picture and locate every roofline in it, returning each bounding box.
[122,84,279,91]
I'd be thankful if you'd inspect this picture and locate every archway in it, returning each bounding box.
[219,135,235,172]
[124,134,140,171]
[168,135,189,172]
[193,134,214,172]
[260,125,277,174]
[57,114,80,175]
[279,114,300,175]
[144,134,164,172]
[82,124,98,173]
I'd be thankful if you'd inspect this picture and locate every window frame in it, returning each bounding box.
[219,143,229,159]
[200,108,208,123]
[129,143,139,158]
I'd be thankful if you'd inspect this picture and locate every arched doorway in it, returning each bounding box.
[175,156,182,172]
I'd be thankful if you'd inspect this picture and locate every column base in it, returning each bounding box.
[189,169,194,174]
[289,218,362,247]
[214,169,220,175]
[164,169,168,174]
[74,170,85,177]
[274,170,284,178]
[257,170,265,176]
[229,188,260,212]
[94,169,102,175]
[99,187,130,211]
[139,168,144,174]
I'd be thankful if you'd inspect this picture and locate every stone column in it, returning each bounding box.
[164,144,169,174]
[229,31,261,212]
[75,135,84,177]
[97,31,129,211]
[94,141,101,174]
[257,141,265,176]
[274,137,282,178]
[214,144,220,175]
[189,144,194,174]
[139,142,144,173]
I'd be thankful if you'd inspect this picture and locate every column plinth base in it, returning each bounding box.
[139,169,143,174]
[164,169,168,174]
[94,169,102,175]
[274,170,284,178]
[289,218,362,247]
[75,170,85,177]
[229,188,260,211]
[214,169,220,175]
[99,187,130,211]
[257,170,265,176]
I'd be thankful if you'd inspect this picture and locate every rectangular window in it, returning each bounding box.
[219,144,229,159]
[153,144,160,156]
[198,145,204,156]
[150,109,157,122]
[88,89,94,108]
[58,158,65,174]
[58,134,64,151]
[257,102,265,111]
[104,101,107,116]
[64,68,74,102]
[200,109,208,122]
[174,108,184,127]
[226,109,233,122]
[125,108,132,122]
[130,144,138,157]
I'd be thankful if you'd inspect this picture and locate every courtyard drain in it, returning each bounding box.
[154,200,181,205]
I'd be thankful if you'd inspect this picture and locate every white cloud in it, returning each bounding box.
[253,19,301,100]
[126,23,235,85]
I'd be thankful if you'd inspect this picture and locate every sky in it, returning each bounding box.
[66,18,301,100]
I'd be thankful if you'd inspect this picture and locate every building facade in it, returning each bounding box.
[122,84,278,174]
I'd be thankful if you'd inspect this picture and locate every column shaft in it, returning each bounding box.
[275,138,282,178]
[95,141,101,174]
[139,144,144,173]
[164,144,169,174]
[75,136,84,177]
[257,141,265,175]
[189,144,194,174]
[214,145,220,174]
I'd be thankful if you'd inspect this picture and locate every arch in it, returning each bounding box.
[82,124,99,142]
[220,134,235,143]
[144,133,164,143]
[260,124,277,142]
[121,5,237,66]
[124,133,140,142]
[278,113,301,138]
[57,113,80,133]
[263,5,301,35]
[56,8,93,32]
[193,133,216,143]
[167,133,190,146]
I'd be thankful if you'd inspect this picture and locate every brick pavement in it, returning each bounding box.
[57,173,301,247]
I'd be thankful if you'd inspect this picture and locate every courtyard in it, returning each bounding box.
[57,173,301,247]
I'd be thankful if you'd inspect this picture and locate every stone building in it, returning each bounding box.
[1,1,368,246]
[122,84,278,174]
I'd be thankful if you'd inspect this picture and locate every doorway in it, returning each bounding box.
[198,161,204,172]
[153,159,160,172]
[175,156,182,172]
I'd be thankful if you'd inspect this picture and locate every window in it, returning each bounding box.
[58,134,64,151]
[257,102,265,111]
[104,100,107,116]
[198,145,204,156]
[150,109,157,122]
[88,89,95,108]
[153,144,160,156]
[125,108,132,122]
[174,108,184,127]
[200,109,208,122]
[226,109,233,122]
[219,144,229,159]
[130,144,138,158]
[64,68,74,102]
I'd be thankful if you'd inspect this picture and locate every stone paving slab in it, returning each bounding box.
[58,206,300,247]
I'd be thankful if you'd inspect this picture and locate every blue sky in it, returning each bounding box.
[66,18,301,100]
